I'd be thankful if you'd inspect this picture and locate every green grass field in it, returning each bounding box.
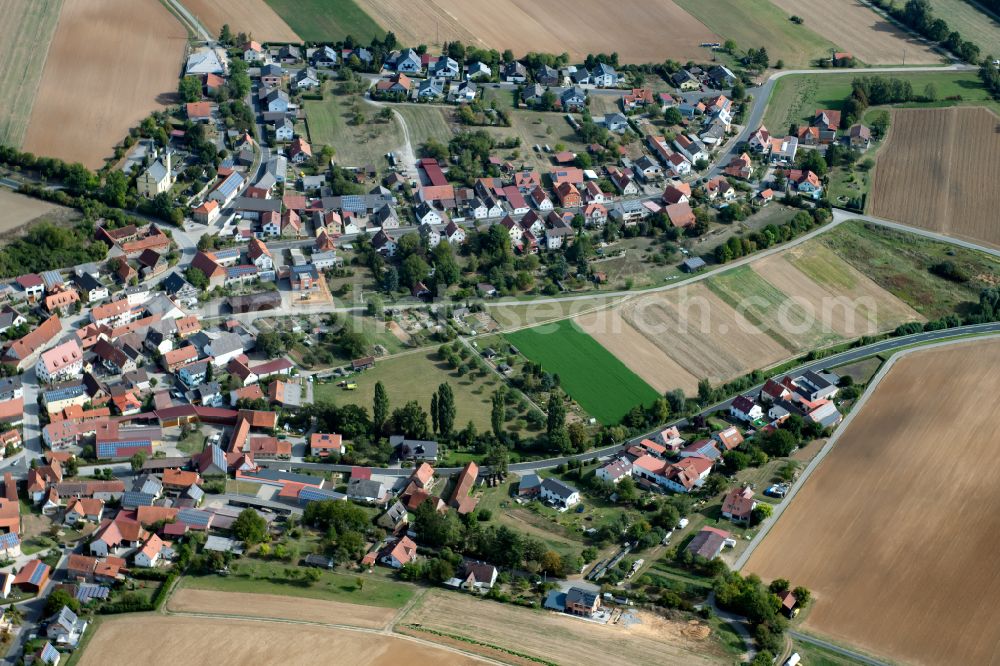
[303,86,403,167]
[264,0,384,42]
[706,265,841,351]
[393,104,454,149]
[672,0,836,67]
[822,220,1000,320]
[182,562,413,608]
[506,319,661,424]
[312,349,509,432]
[0,0,64,148]
[928,0,1000,55]
[763,71,993,133]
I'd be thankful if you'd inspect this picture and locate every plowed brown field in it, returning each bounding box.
[22,0,186,168]
[869,107,1000,248]
[185,0,298,42]
[768,0,940,64]
[745,338,1000,666]
[76,614,485,666]
[353,0,719,63]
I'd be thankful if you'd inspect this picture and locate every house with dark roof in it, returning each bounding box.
[539,478,580,510]
[685,526,732,560]
[565,586,601,617]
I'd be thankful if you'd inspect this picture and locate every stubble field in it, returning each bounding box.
[767,0,941,64]
[0,190,63,236]
[353,0,720,63]
[22,0,186,168]
[76,614,484,666]
[400,590,726,666]
[577,240,919,394]
[869,107,1000,249]
[167,588,396,628]
[0,0,63,148]
[184,0,299,42]
[745,338,1000,666]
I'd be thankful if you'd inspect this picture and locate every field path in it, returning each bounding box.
[364,91,417,177]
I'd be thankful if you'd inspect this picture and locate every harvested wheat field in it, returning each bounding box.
[768,0,940,64]
[869,107,1000,249]
[167,588,395,628]
[582,282,789,393]
[400,590,726,666]
[754,243,922,337]
[76,614,484,666]
[577,307,701,394]
[354,0,719,63]
[22,0,186,168]
[185,0,298,42]
[0,0,64,148]
[745,338,1000,666]
[0,190,61,235]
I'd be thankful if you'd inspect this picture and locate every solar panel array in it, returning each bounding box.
[177,508,212,528]
[96,440,152,459]
[75,583,110,603]
[0,532,19,549]
[121,491,155,507]
[28,562,49,585]
[298,486,345,505]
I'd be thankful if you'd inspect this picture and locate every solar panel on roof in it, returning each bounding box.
[0,533,19,549]
[29,562,48,584]
[40,643,60,664]
[121,492,154,507]
[298,487,344,504]
[177,508,211,527]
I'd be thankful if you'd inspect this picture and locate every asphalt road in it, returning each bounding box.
[788,630,891,666]
[256,322,1000,479]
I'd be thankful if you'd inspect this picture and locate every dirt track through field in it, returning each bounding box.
[869,107,1000,249]
[354,0,719,63]
[768,0,940,64]
[76,614,485,666]
[22,0,186,168]
[184,0,299,42]
[744,339,1000,665]
[168,588,396,628]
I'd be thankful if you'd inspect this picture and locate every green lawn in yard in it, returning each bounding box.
[303,85,404,168]
[672,0,836,67]
[506,319,661,424]
[182,561,413,608]
[175,429,206,455]
[928,0,1000,55]
[264,0,384,42]
[763,71,993,133]
[822,220,1000,320]
[312,349,508,432]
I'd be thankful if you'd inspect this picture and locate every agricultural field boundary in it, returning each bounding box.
[735,332,1000,571]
